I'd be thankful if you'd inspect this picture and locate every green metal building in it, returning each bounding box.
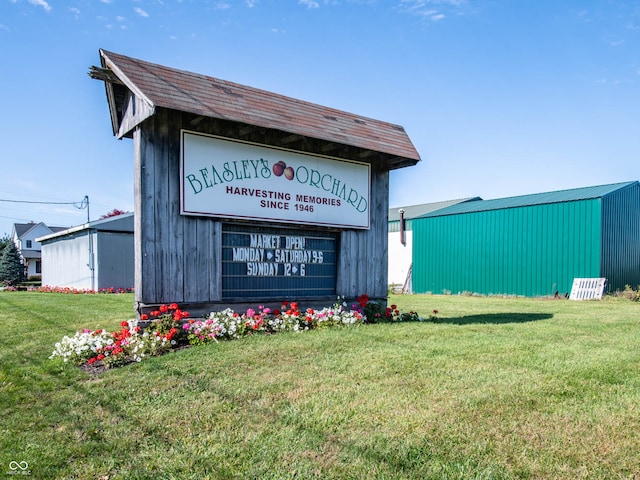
[411,181,640,296]
[387,198,481,290]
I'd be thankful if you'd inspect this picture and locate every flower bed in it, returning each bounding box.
[37,285,133,294]
[50,297,429,372]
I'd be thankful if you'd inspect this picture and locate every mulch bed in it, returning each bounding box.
[77,344,192,375]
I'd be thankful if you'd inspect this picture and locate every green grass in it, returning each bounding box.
[1,292,639,479]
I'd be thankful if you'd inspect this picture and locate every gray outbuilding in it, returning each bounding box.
[37,213,134,291]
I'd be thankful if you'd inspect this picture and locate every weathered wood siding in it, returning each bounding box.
[134,108,389,315]
[337,162,389,300]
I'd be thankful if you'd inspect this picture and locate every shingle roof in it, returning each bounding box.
[388,197,482,222]
[422,181,639,217]
[97,50,420,168]
[13,223,36,237]
[13,222,67,238]
[19,249,41,260]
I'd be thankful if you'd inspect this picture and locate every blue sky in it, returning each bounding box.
[1,0,639,236]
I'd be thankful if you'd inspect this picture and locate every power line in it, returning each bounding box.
[0,198,79,205]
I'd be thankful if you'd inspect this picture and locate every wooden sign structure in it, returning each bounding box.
[90,49,421,318]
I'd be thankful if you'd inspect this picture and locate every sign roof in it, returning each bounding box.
[95,49,420,170]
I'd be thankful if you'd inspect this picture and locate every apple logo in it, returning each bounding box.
[272,161,286,177]
[284,166,295,181]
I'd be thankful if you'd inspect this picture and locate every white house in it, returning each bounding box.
[12,222,67,279]
[37,213,134,291]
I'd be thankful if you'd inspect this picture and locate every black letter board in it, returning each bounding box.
[222,224,337,299]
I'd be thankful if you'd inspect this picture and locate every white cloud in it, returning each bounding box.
[134,7,149,17]
[69,6,80,18]
[0,24,9,31]
[399,0,465,20]
[28,0,52,12]
[215,2,231,9]
[245,0,257,7]
[116,16,126,22]
[299,0,320,8]
[101,0,112,3]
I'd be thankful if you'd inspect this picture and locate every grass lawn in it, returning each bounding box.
[1,292,639,479]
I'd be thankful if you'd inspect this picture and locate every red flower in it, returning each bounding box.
[281,301,289,308]
[357,294,369,308]
[120,321,129,328]
[134,326,141,333]
[88,358,97,365]
[169,303,179,310]
[97,354,105,361]
[150,310,160,317]
[140,314,149,320]
[159,304,169,313]
[273,309,281,315]
[432,309,439,315]
[290,302,298,311]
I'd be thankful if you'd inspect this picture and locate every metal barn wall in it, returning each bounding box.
[412,200,602,296]
[41,233,94,289]
[601,183,640,291]
[96,232,134,290]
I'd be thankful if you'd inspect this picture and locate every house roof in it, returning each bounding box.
[421,181,639,218]
[20,249,41,260]
[388,197,482,222]
[13,222,67,239]
[92,49,421,170]
[13,223,36,237]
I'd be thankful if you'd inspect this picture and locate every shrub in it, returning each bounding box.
[615,285,640,302]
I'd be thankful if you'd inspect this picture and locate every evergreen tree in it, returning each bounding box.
[0,234,10,253]
[0,241,25,286]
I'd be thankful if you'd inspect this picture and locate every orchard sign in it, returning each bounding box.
[180,131,370,229]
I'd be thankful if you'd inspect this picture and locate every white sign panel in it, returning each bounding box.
[180,131,370,229]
